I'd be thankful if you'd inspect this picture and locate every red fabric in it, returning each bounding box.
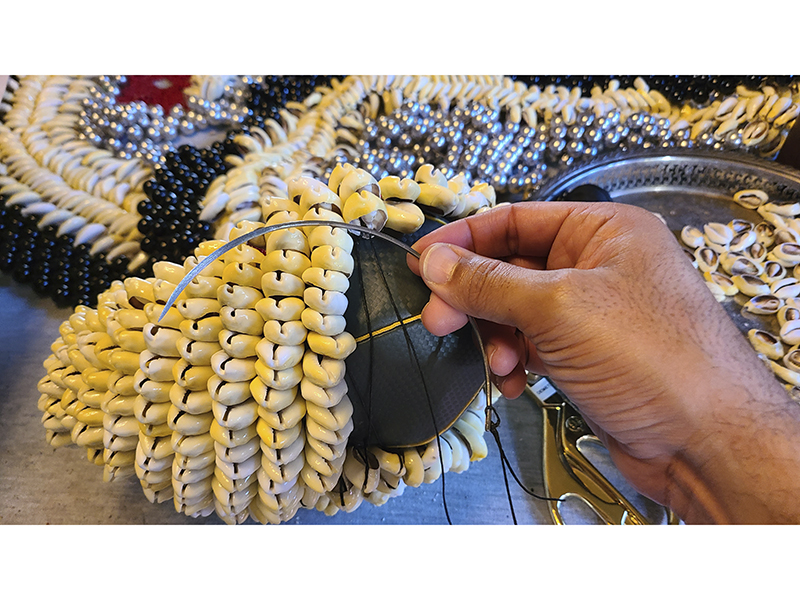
[115,75,192,109]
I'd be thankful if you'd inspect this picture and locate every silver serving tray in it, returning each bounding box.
[533,149,800,337]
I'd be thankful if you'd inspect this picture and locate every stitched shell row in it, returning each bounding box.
[36,164,492,523]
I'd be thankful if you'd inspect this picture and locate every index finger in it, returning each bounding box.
[408,201,586,275]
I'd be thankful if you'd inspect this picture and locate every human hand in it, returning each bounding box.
[408,201,800,523]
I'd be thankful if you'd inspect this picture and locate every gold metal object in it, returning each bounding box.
[526,374,679,525]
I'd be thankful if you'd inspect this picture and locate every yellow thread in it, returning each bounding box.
[354,314,422,343]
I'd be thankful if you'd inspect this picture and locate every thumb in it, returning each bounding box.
[419,242,564,333]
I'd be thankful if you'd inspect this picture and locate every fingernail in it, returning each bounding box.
[422,244,460,285]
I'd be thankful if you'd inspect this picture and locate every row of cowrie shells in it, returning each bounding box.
[207,224,268,524]
[681,189,800,402]
[169,241,229,518]
[0,76,152,268]
[100,278,154,481]
[134,261,185,505]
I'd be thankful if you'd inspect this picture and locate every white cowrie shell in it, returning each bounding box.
[254,337,304,370]
[209,420,259,449]
[254,296,306,322]
[680,225,704,248]
[768,359,800,387]
[218,329,261,359]
[249,378,298,412]
[206,376,251,409]
[733,274,771,297]
[254,359,304,391]
[310,245,354,276]
[217,283,263,310]
[734,189,768,209]
[453,417,489,460]
[780,321,800,346]
[771,277,800,299]
[747,329,784,360]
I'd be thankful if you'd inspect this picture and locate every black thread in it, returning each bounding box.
[369,237,452,525]
[486,404,561,509]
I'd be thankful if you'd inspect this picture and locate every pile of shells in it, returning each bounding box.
[2,75,798,311]
[35,162,495,524]
[680,190,800,400]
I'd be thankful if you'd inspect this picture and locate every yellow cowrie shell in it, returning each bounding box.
[299,185,342,215]
[302,267,350,293]
[133,373,171,403]
[176,297,221,321]
[338,169,381,201]
[300,378,348,409]
[262,320,307,347]
[768,359,800,387]
[179,315,224,343]
[211,398,259,431]
[286,175,328,205]
[414,163,448,187]
[216,436,261,464]
[305,394,353,434]
[256,398,306,431]
[732,274,771,296]
[307,226,354,253]
[147,303,183,328]
[107,372,137,396]
[249,378,298,412]
[303,287,348,316]
[104,413,142,437]
[207,375,252,407]
[115,329,146,354]
[143,323,182,357]
[184,255,224,281]
[218,329,261,359]
[310,245,354,276]
[254,359,304,391]
[210,420,259,448]
[417,182,459,216]
[176,337,221,365]
[108,348,141,374]
[219,306,264,336]
[254,296,306,322]
[304,445,345,479]
[217,283,263,310]
[261,248,312,277]
[378,176,421,202]
[306,331,357,360]
[139,421,173,437]
[256,418,303,450]
[210,350,257,383]
[172,459,215,484]
[342,190,387,231]
[170,431,216,459]
[184,275,222,299]
[747,329,784,360]
[259,432,305,466]
[780,321,800,346]
[224,241,264,265]
[401,447,425,488]
[300,308,347,337]
[172,359,215,391]
[261,271,305,297]
[135,443,173,471]
[221,261,262,289]
[261,452,306,486]
[168,405,214,436]
[385,201,425,233]
[262,199,301,224]
[254,337,304,370]
[134,395,172,425]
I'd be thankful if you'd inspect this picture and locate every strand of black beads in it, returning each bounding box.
[136,136,235,273]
